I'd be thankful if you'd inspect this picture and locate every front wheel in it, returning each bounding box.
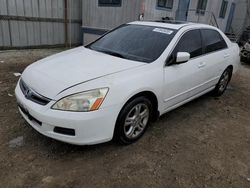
[212,67,232,96]
[114,96,153,145]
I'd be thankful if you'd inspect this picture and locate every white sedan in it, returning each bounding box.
[15,21,240,145]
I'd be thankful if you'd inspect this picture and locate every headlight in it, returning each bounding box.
[52,88,109,112]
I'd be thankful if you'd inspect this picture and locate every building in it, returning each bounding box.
[230,0,250,36]
[0,0,82,49]
[82,0,250,44]
[1,0,249,49]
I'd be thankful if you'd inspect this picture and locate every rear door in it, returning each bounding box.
[163,29,206,109]
[200,29,229,88]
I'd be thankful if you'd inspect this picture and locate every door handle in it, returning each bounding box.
[224,54,230,58]
[198,62,206,68]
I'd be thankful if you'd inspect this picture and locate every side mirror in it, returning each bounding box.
[175,52,190,64]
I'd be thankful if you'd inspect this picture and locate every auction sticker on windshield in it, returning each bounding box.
[153,28,173,35]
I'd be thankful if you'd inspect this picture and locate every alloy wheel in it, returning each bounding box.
[123,103,149,139]
[218,70,230,92]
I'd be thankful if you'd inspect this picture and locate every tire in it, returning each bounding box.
[114,96,153,145]
[212,67,232,97]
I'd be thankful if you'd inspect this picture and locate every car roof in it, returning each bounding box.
[129,20,212,30]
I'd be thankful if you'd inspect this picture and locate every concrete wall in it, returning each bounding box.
[81,0,249,44]
[214,0,233,32]
[186,0,235,32]
[82,0,181,44]
[82,0,180,28]
[82,0,143,44]
[133,0,236,32]
[231,0,249,35]
[82,0,142,29]
[143,0,179,20]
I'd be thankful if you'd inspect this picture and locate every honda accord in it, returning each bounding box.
[15,21,240,145]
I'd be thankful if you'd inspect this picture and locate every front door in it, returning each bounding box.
[163,29,206,110]
[175,0,190,21]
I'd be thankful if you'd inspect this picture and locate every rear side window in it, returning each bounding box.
[201,29,227,53]
[173,29,203,58]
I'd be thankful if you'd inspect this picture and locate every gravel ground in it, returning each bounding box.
[0,49,250,188]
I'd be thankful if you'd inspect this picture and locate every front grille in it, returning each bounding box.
[18,104,42,126]
[19,79,51,106]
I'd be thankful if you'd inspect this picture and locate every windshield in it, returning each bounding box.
[87,24,177,63]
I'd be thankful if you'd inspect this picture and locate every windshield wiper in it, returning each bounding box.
[87,46,127,59]
[87,47,150,63]
[98,50,127,59]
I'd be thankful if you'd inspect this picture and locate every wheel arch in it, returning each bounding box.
[227,65,233,72]
[113,90,160,142]
[119,90,160,122]
[226,65,233,80]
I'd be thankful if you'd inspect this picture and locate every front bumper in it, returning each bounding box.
[15,82,120,145]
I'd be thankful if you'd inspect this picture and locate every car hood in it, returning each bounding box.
[21,47,144,99]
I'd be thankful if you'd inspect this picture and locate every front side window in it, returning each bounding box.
[201,29,227,53]
[98,0,122,7]
[87,24,177,63]
[196,0,208,15]
[219,0,228,18]
[172,30,203,60]
[157,0,174,9]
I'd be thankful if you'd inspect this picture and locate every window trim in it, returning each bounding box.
[156,0,174,10]
[165,28,228,66]
[219,0,228,18]
[98,0,122,7]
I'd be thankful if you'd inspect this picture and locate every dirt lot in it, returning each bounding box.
[0,49,250,188]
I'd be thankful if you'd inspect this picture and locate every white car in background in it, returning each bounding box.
[15,21,240,145]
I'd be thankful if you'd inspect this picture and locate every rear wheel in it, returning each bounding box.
[114,96,153,145]
[212,67,232,96]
